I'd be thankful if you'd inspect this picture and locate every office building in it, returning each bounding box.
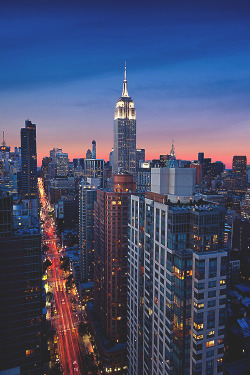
[84,158,104,188]
[0,195,43,374]
[79,180,98,283]
[127,169,227,375]
[21,120,38,218]
[91,174,136,373]
[113,63,136,176]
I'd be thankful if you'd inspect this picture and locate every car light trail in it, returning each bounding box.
[38,178,85,375]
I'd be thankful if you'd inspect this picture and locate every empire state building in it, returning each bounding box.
[113,63,136,176]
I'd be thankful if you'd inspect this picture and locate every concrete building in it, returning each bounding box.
[127,169,227,375]
[151,167,195,197]
[113,63,136,176]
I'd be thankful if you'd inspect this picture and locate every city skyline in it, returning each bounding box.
[0,1,250,168]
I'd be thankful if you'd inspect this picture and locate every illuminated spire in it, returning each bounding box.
[2,128,6,147]
[122,60,129,97]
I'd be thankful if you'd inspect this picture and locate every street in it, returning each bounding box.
[39,178,85,375]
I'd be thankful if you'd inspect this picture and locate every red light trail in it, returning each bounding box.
[38,178,85,375]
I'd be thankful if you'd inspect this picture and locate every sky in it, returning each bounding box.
[0,0,250,168]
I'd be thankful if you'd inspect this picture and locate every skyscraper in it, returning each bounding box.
[92,139,96,159]
[92,174,136,373]
[127,169,227,375]
[79,180,97,283]
[113,63,136,176]
[0,195,43,374]
[21,120,38,218]
[232,155,247,192]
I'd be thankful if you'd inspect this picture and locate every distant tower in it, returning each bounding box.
[86,149,92,159]
[21,120,38,218]
[92,140,96,159]
[113,62,136,176]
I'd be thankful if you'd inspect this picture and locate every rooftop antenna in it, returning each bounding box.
[122,60,129,97]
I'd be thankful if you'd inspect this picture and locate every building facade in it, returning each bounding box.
[113,64,136,176]
[92,174,136,373]
[84,158,104,188]
[21,120,38,218]
[127,173,227,375]
[79,181,97,283]
[0,195,43,374]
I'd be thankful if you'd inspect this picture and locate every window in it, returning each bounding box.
[206,340,214,348]
[206,349,214,358]
[209,258,217,278]
[208,280,216,288]
[218,338,223,345]
[207,331,215,338]
[208,291,216,298]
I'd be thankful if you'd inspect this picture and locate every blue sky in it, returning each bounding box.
[0,0,250,166]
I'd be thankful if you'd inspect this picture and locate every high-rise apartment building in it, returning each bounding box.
[0,195,43,374]
[113,63,136,176]
[92,174,136,373]
[79,180,98,283]
[21,120,38,218]
[127,169,227,375]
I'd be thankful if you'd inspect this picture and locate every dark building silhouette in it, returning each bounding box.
[21,120,38,217]
[232,218,250,279]
[232,155,247,192]
[0,195,43,374]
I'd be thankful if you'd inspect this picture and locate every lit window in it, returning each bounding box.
[206,340,214,348]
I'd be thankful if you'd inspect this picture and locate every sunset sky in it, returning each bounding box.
[0,0,250,168]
